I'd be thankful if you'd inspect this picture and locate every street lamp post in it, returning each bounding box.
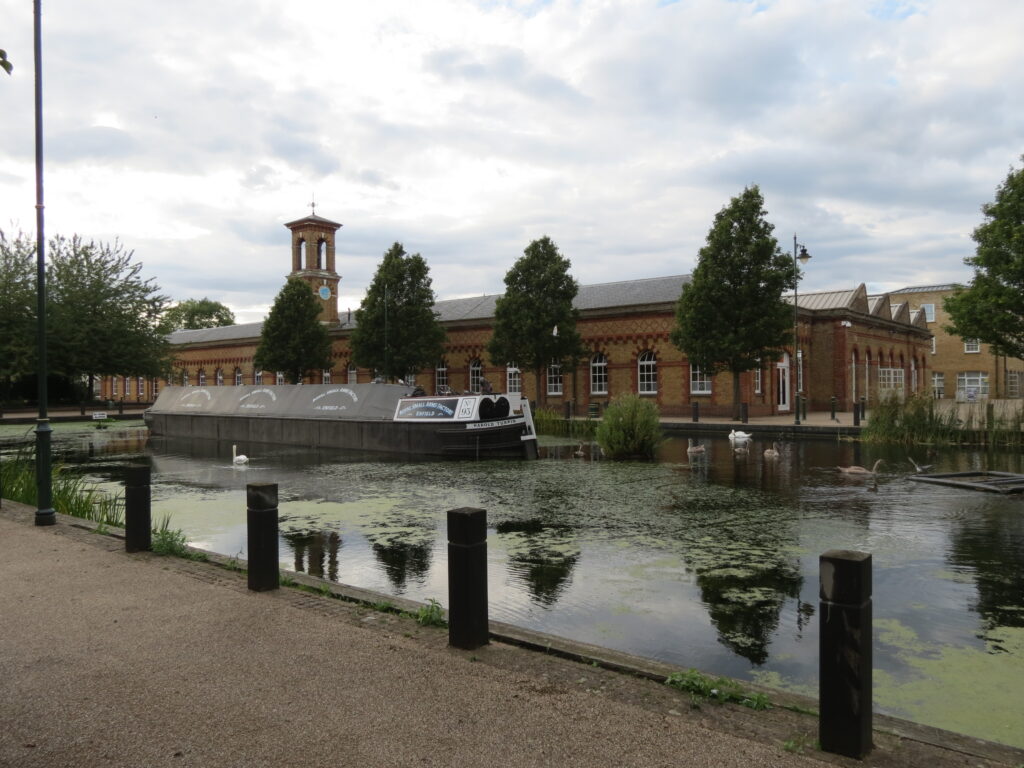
[793,235,811,426]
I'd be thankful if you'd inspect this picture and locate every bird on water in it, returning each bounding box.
[232,445,249,465]
[837,459,884,475]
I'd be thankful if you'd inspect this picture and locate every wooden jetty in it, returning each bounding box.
[910,471,1024,494]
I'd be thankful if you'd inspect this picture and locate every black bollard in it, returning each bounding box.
[124,465,152,553]
[447,507,489,650]
[830,396,837,421]
[247,483,279,592]
[859,396,866,423]
[795,393,802,425]
[118,400,124,415]
[691,402,699,422]
[819,550,873,759]
[853,402,861,427]
[564,400,571,420]
[740,402,748,424]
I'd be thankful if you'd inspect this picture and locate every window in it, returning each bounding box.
[506,363,521,394]
[921,303,935,323]
[348,363,358,385]
[182,372,189,387]
[796,350,804,393]
[198,370,206,387]
[215,368,224,386]
[276,371,285,385]
[124,377,131,396]
[254,369,263,385]
[957,371,989,400]
[404,370,416,387]
[754,366,763,394]
[691,365,712,395]
[1008,371,1022,399]
[590,353,608,395]
[931,336,936,354]
[964,338,981,353]
[910,358,918,392]
[638,350,657,394]
[932,372,945,398]
[469,359,483,393]
[152,378,160,396]
[234,368,243,386]
[878,367,905,392]
[322,369,332,384]
[547,360,562,396]
[138,377,145,397]
[435,361,448,392]
[112,376,119,396]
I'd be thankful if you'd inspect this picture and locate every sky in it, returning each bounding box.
[2,0,1021,324]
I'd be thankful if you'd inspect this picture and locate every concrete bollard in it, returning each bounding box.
[819,550,873,759]
[247,483,280,592]
[447,507,489,650]
[740,402,748,424]
[124,465,152,553]
[691,402,699,423]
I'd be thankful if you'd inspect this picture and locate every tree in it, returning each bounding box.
[0,230,36,398]
[253,277,332,384]
[0,49,11,76]
[161,298,236,332]
[487,236,584,406]
[349,242,446,382]
[46,235,171,397]
[670,186,797,417]
[944,157,1024,359]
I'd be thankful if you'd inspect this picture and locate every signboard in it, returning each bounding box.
[92,412,108,420]
[395,398,462,420]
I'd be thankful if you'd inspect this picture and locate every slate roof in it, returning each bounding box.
[888,283,960,294]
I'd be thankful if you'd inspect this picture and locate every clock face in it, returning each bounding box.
[318,285,332,300]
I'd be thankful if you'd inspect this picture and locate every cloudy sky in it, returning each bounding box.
[2,0,1021,323]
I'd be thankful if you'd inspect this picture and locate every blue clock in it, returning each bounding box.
[318,285,332,300]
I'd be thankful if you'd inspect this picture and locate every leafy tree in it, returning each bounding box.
[161,298,236,331]
[0,230,37,397]
[46,235,171,397]
[670,186,797,417]
[253,277,332,384]
[487,236,584,406]
[944,157,1024,359]
[0,49,11,76]
[349,242,446,382]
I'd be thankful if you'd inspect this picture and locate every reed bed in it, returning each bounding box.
[862,393,1024,448]
[532,407,598,440]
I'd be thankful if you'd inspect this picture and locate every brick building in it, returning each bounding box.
[888,284,1024,400]
[100,213,932,416]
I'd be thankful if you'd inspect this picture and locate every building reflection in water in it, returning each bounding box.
[283,530,342,582]
[496,519,579,607]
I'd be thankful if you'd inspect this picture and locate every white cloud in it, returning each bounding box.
[1,0,1021,324]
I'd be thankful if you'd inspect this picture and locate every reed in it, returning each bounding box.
[532,407,598,440]
[862,393,1024,447]
[594,393,663,459]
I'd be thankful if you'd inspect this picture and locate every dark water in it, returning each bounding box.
[31,428,1024,747]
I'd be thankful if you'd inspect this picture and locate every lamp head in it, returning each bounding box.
[797,245,811,263]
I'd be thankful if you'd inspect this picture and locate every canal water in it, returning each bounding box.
[26,426,1024,748]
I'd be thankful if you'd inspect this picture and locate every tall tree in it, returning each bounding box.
[46,235,171,398]
[944,157,1024,359]
[487,236,584,406]
[670,186,797,417]
[349,243,446,382]
[0,230,37,397]
[161,298,236,332]
[0,49,11,75]
[253,277,332,384]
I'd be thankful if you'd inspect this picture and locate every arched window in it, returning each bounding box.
[404,370,416,386]
[638,351,657,394]
[198,369,206,387]
[299,238,307,268]
[347,363,358,385]
[234,367,243,386]
[322,368,332,384]
[254,369,263,385]
[590,353,608,395]
[506,362,521,394]
[691,365,711,395]
[112,375,119,397]
[275,371,285,385]
[215,368,224,386]
[469,359,483,393]
[182,371,190,387]
[435,360,448,393]
[138,376,145,397]
[317,238,327,269]
[547,360,563,396]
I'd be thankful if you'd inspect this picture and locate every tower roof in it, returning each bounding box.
[284,214,342,230]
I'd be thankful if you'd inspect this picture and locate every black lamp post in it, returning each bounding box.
[34,0,55,526]
[793,235,811,427]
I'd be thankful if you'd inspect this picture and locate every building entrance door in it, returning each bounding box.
[777,354,790,412]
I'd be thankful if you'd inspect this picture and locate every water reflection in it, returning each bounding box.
[283,530,342,581]
[496,519,579,606]
[949,508,1024,635]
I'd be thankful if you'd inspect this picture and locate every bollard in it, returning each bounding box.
[794,393,802,425]
[859,396,866,423]
[124,465,152,552]
[247,483,280,592]
[819,550,873,759]
[853,402,861,427]
[830,396,837,421]
[691,402,700,422]
[118,400,124,415]
[564,400,572,420]
[447,507,489,650]
[802,393,808,421]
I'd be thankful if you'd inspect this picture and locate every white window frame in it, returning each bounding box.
[506,363,521,394]
[138,376,145,397]
[796,349,804,393]
[878,366,905,392]
[921,303,935,323]
[469,359,483,393]
[404,370,416,386]
[124,377,131,396]
[932,371,945,398]
[276,371,285,385]
[590,353,608,395]
[112,375,119,396]
[957,371,989,400]
[198,370,206,387]
[931,336,936,354]
[254,369,263,385]
[638,350,657,394]
[434,361,448,392]
[348,364,358,385]
[322,369,332,384]
[691,365,712,395]
[182,372,189,387]
[215,368,224,386]
[754,361,762,394]
[964,338,981,354]
[547,360,563,396]
[1008,370,1022,399]
[234,368,243,386]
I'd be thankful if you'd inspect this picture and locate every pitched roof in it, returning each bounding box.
[888,283,960,294]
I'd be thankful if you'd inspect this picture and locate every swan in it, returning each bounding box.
[764,442,781,459]
[907,456,933,473]
[728,430,752,441]
[232,444,249,465]
[573,443,585,458]
[687,438,706,455]
[837,459,884,475]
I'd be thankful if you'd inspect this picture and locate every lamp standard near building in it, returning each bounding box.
[793,236,812,426]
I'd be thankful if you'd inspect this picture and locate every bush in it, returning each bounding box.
[595,394,663,459]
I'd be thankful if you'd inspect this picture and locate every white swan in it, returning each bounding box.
[764,442,781,459]
[838,459,883,475]
[687,438,706,455]
[728,430,752,441]
[232,444,249,465]
[908,456,933,473]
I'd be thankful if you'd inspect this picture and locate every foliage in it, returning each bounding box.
[671,186,797,413]
[944,156,1024,359]
[350,243,446,381]
[863,392,1024,447]
[531,407,597,440]
[415,598,447,627]
[0,230,37,392]
[487,237,585,405]
[594,394,663,459]
[0,49,11,76]
[160,298,235,331]
[253,277,333,383]
[665,668,772,711]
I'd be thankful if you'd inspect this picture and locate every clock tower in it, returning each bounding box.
[285,211,342,325]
